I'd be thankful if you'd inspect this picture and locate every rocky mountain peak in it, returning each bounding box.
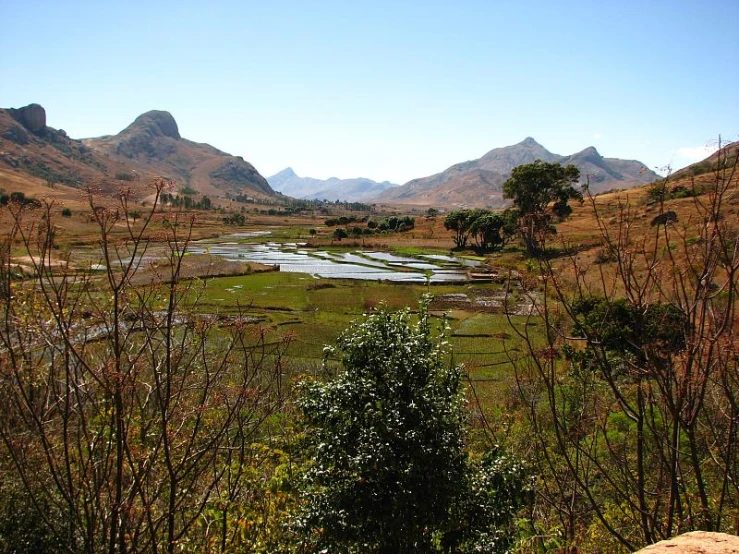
[572,146,602,162]
[519,136,541,147]
[275,167,297,178]
[126,110,180,140]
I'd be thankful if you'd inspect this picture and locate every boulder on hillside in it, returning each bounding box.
[633,531,739,553]
[8,103,47,135]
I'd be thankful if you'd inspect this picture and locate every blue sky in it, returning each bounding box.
[1,0,737,183]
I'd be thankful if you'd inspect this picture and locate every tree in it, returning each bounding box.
[0,181,290,554]
[444,210,474,249]
[332,228,348,241]
[468,211,515,251]
[506,144,739,551]
[503,161,582,255]
[296,301,527,553]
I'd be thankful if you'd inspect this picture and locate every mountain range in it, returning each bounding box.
[375,137,659,208]
[267,168,397,202]
[0,104,665,209]
[0,104,274,200]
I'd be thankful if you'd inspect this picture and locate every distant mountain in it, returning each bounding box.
[267,167,397,202]
[84,110,273,198]
[376,137,658,208]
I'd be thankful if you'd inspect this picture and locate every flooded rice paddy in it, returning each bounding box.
[190,240,481,283]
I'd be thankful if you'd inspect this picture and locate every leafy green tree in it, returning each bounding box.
[502,161,582,255]
[469,212,512,251]
[332,228,348,240]
[296,301,526,553]
[223,212,246,225]
[444,210,474,249]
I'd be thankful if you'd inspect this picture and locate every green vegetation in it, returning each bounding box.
[0,191,41,208]
[222,212,246,225]
[1,151,737,553]
[0,189,291,553]
[160,192,213,210]
[444,208,517,251]
[502,160,583,255]
[296,300,526,553]
[325,214,416,236]
[505,154,739,551]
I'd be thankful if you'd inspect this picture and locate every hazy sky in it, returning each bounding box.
[1,0,737,183]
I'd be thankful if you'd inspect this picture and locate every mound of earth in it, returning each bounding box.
[633,531,739,553]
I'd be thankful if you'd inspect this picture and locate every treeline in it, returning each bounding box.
[229,193,373,214]
[327,215,416,240]
[160,192,213,210]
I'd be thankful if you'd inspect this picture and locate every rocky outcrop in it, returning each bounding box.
[2,124,30,145]
[111,111,181,160]
[125,110,181,140]
[8,103,47,135]
[633,531,739,553]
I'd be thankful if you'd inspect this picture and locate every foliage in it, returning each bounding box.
[161,192,213,210]
[0,481,71,554]
[325,215,414,236]
[569,297,687,362]
[469,210,517,251]
[650,210,678,227]
[296,301,527,553]
[0,191,41,208]
[647,179,703,204]
[444,209,474,248]
[223,212,246,225]
[502,161,583,255]
[115,172,135,181]
[0,182,291,554]
[444,208,516,251]
[507,147,739,551]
